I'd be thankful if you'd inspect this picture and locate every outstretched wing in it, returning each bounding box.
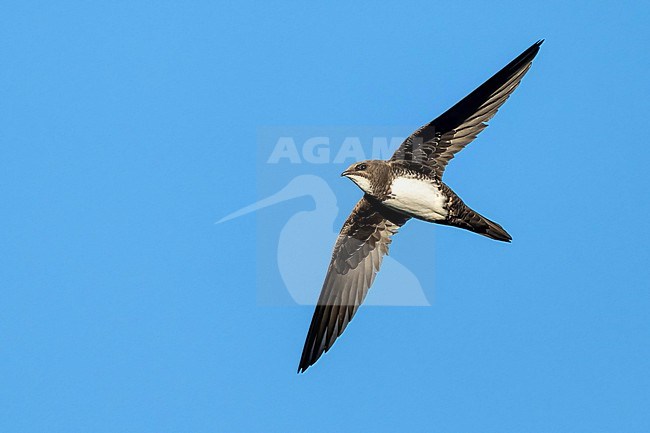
[391,40,543,178]
[298,196,410,373]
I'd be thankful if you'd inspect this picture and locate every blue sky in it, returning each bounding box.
[2,1,650,432]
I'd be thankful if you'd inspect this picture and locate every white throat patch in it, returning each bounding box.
[346,174,372,194]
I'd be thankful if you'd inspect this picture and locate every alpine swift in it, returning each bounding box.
[298,40,543,373]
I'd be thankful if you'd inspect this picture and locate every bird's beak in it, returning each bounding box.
[341,169,352,178]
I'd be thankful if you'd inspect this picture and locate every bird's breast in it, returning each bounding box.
[382,177,448,221]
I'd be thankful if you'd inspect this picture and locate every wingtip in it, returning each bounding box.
[297,347,312,374]
[297,354,311,374]
[527,39,544,57]
[513,39,543,65]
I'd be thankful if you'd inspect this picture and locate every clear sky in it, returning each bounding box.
[2,1,649,432]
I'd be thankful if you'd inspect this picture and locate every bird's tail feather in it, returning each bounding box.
[444,205,512,242]
[478,216,512,242]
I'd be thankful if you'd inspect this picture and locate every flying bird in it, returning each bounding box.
[298,40,543,373]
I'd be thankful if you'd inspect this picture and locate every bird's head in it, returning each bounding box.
[341,160,390,196]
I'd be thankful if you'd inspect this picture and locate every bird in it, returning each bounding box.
[298,40,543,373]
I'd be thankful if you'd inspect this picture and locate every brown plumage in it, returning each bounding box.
[298,40,542,373]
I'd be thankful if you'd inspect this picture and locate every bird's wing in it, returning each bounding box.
[391,40,543,178]
[298,196,410,373]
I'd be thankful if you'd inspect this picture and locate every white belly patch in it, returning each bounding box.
[383,177,448,221]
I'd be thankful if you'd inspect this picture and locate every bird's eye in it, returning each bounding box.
[355,163,367,171]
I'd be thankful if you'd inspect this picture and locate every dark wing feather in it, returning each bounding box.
[298,196,409,373]
[391,40,543,177]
